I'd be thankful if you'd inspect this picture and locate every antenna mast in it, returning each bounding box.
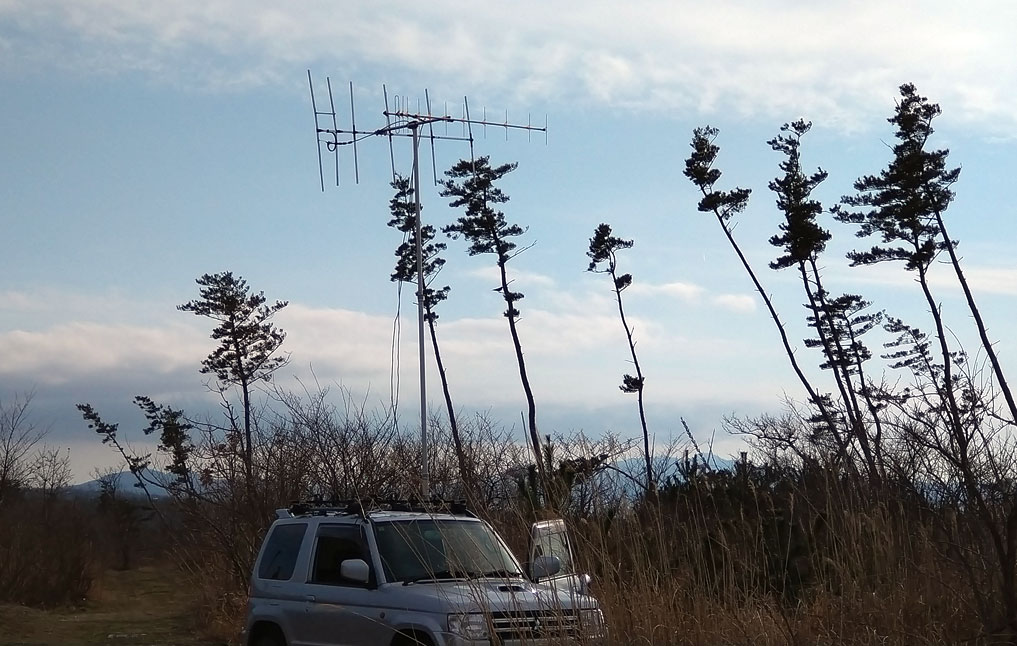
[307,72,547,498]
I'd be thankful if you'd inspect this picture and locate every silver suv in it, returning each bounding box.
[244,500,607,646]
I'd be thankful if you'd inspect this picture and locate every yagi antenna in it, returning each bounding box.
[305,71,547,499]
[307,73,547,190]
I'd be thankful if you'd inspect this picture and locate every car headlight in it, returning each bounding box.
[447,613,488,640]
[579,608,606,636]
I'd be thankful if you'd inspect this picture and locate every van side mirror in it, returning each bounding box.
[340,558,370,583]
[529,555,562,580]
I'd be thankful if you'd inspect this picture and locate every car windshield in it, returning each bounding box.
[374,519,522,583]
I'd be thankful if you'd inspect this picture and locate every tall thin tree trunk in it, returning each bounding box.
[934,213,1017,426]
[609,266,653,493]
[801,261,880,483]
[496,255,544,485]
[425,305,474,502]
[697,185,845,455]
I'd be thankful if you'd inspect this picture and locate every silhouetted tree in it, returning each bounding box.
[767,120,882,481]
[587,223,654,493]
[837,83,1017,638]
[387,175,474,499]
[135,396,196,493]
[683,126,844,455]
[78,402,163,516]
[440,156,546,485]
[0,392,45,506]
[177,272,288,487]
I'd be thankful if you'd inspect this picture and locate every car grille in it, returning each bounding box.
[488,608,582,642]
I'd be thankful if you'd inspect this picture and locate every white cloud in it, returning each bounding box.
[828,262,1017,296]
[628,281,705,301]
[711,293,757,313]
[0,322,205,384]
[934,266,1017,296]
[3,1,1017,132]
[463,265,557,289]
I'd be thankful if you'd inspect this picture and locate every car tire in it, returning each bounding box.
[250,624,286,646]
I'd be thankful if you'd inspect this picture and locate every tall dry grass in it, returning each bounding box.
[85,384,1010,645]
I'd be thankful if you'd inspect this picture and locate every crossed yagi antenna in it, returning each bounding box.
[307,71,547,192]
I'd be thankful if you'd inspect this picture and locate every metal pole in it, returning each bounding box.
[412,125,429,498]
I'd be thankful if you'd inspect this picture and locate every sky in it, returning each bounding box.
[2,1,1016,483]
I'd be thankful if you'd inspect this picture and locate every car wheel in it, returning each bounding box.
[250,624,286,646]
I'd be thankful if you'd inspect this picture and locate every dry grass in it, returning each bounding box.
[0,561,213,645]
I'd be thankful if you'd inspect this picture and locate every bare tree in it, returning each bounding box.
[30,446,71,499]
[0,392,46,505]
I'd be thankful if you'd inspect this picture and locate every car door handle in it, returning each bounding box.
[304,595,316,602]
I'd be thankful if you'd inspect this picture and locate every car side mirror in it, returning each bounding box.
[340,558,370,584]
[577,573,592,596]
[529,554,561,580]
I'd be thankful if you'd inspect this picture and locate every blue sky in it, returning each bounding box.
[2,1,1016,482]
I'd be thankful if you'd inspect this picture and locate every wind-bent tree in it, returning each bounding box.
[836,83,1017,637]
[178,272,289,486]
[683,127,843,455]
[767,120,882,480]
[587,223,654,493]
[880,86,1014,427]
[834,84,965,439]
[440,156,544,481]
[387,175,474,498]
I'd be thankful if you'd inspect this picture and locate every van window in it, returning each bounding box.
[258,523,308,580]
[311,524,372,586]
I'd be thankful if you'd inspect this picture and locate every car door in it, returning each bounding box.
[528,518,590,597]
[297,523,393,646]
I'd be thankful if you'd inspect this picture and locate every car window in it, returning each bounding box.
[311,524,372,586]
[258,523,308,581]
[374,520,519,583]
[534,527,573,575]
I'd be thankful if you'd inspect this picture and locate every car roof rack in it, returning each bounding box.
[284,497,475,519]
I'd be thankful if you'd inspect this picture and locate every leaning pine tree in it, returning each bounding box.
[439,156,545,483]
[767,119,883,481]
[835,83,1017,638]
[683,127,844,455]
[177,271,289,489]
[587,223,654,494]
[386,175,474,499]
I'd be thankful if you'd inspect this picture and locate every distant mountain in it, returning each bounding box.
[68,469,181,499]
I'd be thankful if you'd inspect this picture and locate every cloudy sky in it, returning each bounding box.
[2,1,1016,482]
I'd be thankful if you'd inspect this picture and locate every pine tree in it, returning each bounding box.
[440,156,545,484]
[387,175,473,498]
[587,223,654,493]
[177,272,288,486]
[684,126,843,454]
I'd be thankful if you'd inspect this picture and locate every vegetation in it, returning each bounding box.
[587,223,655,494]
[4,82,1016,645]
[440,156,548,487]
[386,175,474,500]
